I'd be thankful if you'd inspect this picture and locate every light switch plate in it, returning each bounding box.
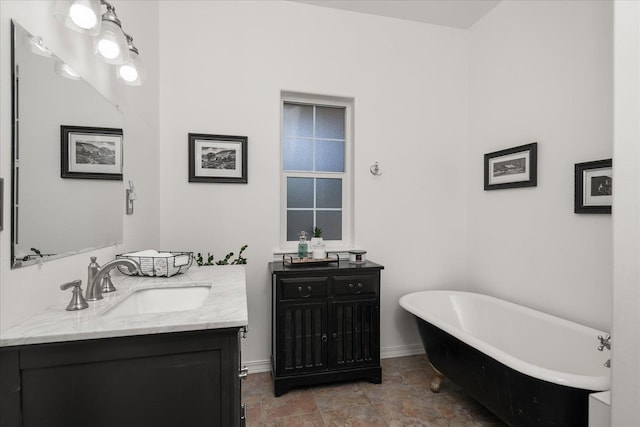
[126,188,134,215]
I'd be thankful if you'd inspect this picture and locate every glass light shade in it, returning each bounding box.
[117,51,145,86]
[22,34,51,58]
[54,60,81,80]
[54,0,101,36]
[95,20,129,65]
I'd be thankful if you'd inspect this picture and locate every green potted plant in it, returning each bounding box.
[310,227,326,259]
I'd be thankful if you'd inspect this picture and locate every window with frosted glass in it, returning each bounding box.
[283,102,345,241]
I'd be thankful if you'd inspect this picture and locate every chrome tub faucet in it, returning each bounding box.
[597,334,611,351]
[86,256,141,301]
[597,334,612,368]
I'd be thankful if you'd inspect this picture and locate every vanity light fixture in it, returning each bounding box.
[54,0,102,36]
[55,0,143,85]
[54,60,81,80]
[117,34,144,86]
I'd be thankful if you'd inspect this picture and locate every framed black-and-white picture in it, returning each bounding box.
[188,133,247,183]
[575,159,612,214]
[61,125,123,180]
[484,142,538,190]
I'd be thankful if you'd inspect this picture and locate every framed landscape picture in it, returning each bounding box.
[61,125,123,180]
[188,133,248,183]
[484,142,537,190]
[575,159,612,214]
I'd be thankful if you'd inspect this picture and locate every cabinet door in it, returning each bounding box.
[15,330,240,427]
[331,299,379,369]
[276,302,328,376]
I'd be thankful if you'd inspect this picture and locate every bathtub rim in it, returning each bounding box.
[399,290,610,391]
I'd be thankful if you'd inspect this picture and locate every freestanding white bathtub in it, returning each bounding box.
[399,290,610,427]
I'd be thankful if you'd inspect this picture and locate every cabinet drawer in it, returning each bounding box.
[280,277,328,300]
[333,275,378,297]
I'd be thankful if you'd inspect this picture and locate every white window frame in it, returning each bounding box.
[279,91,354,252]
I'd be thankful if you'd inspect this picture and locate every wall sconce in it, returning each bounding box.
[370,161,382,176]
[54,0,143,84]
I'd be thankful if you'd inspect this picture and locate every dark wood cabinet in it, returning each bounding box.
[270,260,384,396]
[0,328,246,427]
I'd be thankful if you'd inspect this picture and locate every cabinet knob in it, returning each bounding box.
[332,332,338,340]
[321,334,328,343]
[297,285,312,298]
[348,283,363,294]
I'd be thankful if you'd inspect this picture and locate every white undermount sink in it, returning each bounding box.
[101,285,211,317]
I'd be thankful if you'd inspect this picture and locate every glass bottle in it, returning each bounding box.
[297,231,309,259]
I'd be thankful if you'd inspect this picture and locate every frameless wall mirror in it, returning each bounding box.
[11,20,123,269]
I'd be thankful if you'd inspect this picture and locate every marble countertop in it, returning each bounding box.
[0,265,248,347]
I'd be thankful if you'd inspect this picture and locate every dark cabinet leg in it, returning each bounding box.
[273,379,291,397]
[367,376,382,384]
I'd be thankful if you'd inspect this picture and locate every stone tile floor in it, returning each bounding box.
[242,355,508,426]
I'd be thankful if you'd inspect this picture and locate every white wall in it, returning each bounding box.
[466,0,613,331]
[0,1,160,328]
[158,0,469,365]
[611,1,640,424]
[1,2,623,407]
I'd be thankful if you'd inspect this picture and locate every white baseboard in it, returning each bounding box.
[242,359,271,374]
[243,344,425,374]
[379,343,425,359]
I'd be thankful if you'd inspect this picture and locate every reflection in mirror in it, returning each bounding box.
[11,20,124,269]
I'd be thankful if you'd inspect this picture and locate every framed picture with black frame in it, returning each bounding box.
[484,142,538,190]
[61,125,123,180]
[574,159,612,214]
[188,133,248,183]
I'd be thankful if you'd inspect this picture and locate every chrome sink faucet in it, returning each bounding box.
[86,256,141,301]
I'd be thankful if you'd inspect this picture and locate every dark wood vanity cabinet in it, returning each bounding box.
[269,260,384,396]
[0,328,246,427]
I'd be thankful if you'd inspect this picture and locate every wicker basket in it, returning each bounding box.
[116,251,193,277]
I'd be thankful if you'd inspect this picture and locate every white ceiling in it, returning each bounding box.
[289,0,501,29]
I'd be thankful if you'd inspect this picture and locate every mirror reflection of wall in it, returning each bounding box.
[12,21,123,268]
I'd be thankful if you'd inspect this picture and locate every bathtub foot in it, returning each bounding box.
[428,362,445,393]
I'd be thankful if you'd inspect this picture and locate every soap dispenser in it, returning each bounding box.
[297,231,309,259]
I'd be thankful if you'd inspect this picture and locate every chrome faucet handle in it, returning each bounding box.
[597,334,612,351]
[60,280,89,311]
[101,271,117,293]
